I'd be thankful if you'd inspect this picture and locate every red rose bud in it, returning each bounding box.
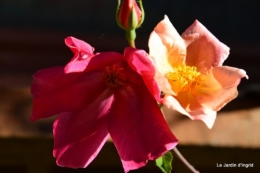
[116,0,144,30]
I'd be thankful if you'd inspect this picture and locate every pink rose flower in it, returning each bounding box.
[31,36,178,172]
[148,15,248,128]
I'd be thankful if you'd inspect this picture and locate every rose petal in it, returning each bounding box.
[187,107,217,129]
[65,36,94,54]
[64,37,125,73]
[163,94,191,118]
[181,20,230,72]
[65,52,125,73]
[213,66,248,85]
[196,66,248,111]
[149,15,186,75]
[53,89,113,168]
[31,66,105,121]
[163,94,216,128]
[65,36,94,59]
[124,47,161,101]
[107,84,178,172]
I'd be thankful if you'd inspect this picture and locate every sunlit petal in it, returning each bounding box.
[196,66,248,111]
[149,15,186,75]
[53,90,112,168]
[181,20,230,72]
[108,85,178,172]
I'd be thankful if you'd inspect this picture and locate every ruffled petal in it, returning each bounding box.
[213,66,248,85]
[53,90,113,168]
[189,108,216,129]
[65,52,125,73]
[196,66,248,111]
[163,94,216,128]
[31,66,105,121]
[65,36,94,61]
[163,94,190,117]
[181,20,230,72]
[124,47,161,101]
[107,84,178,172]
[148,15,186,75]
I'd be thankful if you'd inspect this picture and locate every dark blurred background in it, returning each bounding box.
[0,0,259,86]
[0,0,260,173]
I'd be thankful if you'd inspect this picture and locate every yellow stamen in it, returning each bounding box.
[165,65,201,93]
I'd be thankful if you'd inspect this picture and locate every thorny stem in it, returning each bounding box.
[173,147,200,173]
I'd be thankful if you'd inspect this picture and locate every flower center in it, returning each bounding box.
[102,63,127,88]
[165,65,201,93]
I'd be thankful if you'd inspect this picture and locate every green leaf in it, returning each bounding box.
[155,151,173,173]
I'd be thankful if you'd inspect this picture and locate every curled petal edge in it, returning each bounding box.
[163,94,216,129]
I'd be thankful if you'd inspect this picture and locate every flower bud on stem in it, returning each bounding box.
[116,0,144,48]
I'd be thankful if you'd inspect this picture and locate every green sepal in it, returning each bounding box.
[155,151,173,173]
[115,0,125,30]
[126,4,137,30]
[137,0,145,28]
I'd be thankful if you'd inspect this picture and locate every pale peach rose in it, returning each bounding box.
[148,15,248,128]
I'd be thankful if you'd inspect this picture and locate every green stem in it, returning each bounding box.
[128,40,135,48]
[126,29,136,48]
[159,99,198,172]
